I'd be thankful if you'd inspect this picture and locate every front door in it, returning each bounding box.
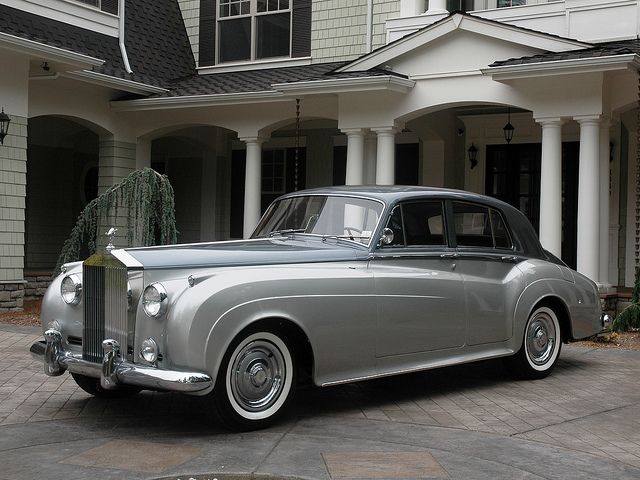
[370,200,466,358]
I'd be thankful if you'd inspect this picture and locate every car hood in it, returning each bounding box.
[116,236,367,269]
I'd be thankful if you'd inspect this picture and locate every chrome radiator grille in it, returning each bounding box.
[83,263,128,363]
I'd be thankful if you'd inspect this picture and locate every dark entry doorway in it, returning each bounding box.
[485,142,578,269]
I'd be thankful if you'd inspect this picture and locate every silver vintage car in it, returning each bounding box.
[32,186,607,430]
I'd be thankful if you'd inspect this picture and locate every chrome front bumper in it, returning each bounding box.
[30,329,213,394]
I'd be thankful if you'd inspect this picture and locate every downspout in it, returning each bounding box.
[119,0,133,73]
[366,0,374,53]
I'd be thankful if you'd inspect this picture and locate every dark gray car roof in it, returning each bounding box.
[278,186,547,260]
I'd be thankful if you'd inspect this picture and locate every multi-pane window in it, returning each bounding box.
[74,0,119,14]
[262,150,286,194]
[218,0,291,63]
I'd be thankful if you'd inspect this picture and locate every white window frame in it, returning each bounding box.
[216,0,293,64]
[262,149,287,195]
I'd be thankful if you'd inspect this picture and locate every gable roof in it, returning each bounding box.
[0,1,195,89]
[336,11,590,73]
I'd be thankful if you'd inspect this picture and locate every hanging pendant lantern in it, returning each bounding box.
[503,107,514,144]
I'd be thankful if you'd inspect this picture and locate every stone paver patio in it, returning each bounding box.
[1,323,639,479]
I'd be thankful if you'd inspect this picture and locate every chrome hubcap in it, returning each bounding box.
[526,313,556,365]
[230,340,285,412]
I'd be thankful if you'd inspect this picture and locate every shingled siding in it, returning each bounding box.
[311,0,399,62]
[0,114,26,310]
[373,0,399,50]
[178,0,201,64]
[96,140,137,250]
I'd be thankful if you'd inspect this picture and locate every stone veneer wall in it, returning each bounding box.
[311,0,399,63]
[178,0,201,65]
[0,114,27,311]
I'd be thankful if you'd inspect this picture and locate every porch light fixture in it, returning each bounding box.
[468,143,478,169]
[503,107,514,144]
[0,108,10,145]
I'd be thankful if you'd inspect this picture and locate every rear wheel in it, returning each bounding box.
[506,306,562,380]
[214,331,295,431]
[71,373,140,398]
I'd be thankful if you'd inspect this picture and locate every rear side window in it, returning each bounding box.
[452,201,513,249]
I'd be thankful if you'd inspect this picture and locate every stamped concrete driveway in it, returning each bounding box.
[1,323,640,480]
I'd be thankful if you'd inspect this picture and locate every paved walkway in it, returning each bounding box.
[1,323,639,480]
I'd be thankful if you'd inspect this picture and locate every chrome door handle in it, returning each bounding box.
[440,253,458,259]
[500,256,519,263]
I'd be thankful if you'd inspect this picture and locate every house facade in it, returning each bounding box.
[0,0,639,310]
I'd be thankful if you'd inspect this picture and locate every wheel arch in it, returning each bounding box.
[530,296,572,343]
[234,317,315,383]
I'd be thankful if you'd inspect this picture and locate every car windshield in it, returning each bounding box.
[252,195,384,245]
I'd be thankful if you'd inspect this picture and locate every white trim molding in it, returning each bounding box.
[337,12,589,73]
[483,54,640,80]
[272,76,416,94]
[62,70,168,95]
[198,56,312,75]
[2,0,119,37]
[0,31,105,69]
[111,91,285,111]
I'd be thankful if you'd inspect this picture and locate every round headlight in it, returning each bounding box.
[60,274,82,305]
[140,337,158,363]
[142,283,168,317]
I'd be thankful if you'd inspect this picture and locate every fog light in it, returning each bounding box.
[140,338,158,363]
[60,274,82,305]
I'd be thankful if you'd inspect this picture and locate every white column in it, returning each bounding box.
[426,0,447,14]
[364,132,378,185]
[343,129,366,185]
[537,118,563,258]
[241,137,265,238]
[599,118,611,286]
[401,0,425,15]
[374,127,397,185]
[575,116,601,282]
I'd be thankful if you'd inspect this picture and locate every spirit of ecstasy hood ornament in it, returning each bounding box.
[105,227,118,252]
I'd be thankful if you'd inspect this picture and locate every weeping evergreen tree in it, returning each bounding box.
[54,167,177,275]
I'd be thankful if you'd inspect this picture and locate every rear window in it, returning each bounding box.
[452,201,513,249]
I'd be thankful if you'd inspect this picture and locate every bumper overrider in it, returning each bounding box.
[30,329,213,393]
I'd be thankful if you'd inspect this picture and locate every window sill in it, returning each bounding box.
[197,56,312,75]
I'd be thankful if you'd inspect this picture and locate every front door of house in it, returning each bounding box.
[485,142,578,269]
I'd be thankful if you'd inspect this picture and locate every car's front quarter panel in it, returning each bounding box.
[168,261,377,388]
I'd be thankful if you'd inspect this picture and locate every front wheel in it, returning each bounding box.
[506,306,562,380]
[214,331,295,431]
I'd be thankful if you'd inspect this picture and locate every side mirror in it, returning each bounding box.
[380,228,394,246]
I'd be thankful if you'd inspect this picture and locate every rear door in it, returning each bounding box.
[450,201,525,345]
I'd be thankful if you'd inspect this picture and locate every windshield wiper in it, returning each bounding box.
[268,229,306,237]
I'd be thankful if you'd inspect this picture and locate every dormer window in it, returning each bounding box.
[218,0,291,63]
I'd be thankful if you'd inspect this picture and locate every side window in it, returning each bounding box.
[384,201,445,247]
[452,201,513,249]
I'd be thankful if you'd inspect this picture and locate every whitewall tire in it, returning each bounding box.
[507,306,562,380]
[214,331,295,430]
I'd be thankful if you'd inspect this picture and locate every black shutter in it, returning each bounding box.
[199,0,217,66]
[291,0,311,58]
[101,0,118,15]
